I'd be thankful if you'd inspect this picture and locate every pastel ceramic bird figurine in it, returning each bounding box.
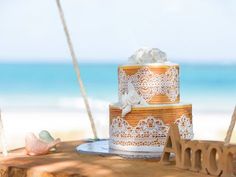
[25,133,61,156]
[39,130,57,151]
[39,130,55,143]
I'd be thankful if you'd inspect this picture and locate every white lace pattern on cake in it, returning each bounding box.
[119,66,179,102]
[175,115,194,140]
[110,115,193,148]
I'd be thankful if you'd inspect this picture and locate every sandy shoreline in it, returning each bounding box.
[1,108,109,151]
[1,108,236,152]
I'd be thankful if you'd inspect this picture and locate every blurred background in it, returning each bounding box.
[0,0,236,150]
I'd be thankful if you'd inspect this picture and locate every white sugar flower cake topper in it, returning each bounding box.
[128,47,167,64]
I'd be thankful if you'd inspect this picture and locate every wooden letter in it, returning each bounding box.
[206,143,224,176]
[191,141,209,174]
[160,124,182,167]
[221,146,236,177]
[180,140,198,170]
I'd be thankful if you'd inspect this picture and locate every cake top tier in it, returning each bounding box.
[127,47,175,65]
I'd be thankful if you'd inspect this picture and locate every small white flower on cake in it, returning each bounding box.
[121,82,147,117]
[128,47,167,64]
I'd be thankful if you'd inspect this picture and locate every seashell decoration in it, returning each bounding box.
[25,132,61,156]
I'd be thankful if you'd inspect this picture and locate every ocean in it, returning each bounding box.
[0,62,236,112]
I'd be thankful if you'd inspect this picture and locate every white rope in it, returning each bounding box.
[224,106,236,146]
[55,0,98,139]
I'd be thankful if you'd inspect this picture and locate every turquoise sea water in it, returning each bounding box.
[0,62,236,111]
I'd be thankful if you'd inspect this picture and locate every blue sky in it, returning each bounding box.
[0,0,236,63]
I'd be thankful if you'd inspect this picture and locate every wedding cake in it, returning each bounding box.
[109,48,193,152]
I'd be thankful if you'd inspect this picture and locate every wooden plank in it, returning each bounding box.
[0,141,211,177]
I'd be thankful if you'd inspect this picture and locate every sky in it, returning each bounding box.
[0,0,236,63]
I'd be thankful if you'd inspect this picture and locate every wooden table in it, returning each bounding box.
[0,141,210,177]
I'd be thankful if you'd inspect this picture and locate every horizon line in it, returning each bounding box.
[0,60,236,65]
[0,57,236,62]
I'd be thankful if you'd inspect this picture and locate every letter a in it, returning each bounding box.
[160,123,182,167]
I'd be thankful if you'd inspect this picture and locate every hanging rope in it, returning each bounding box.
[224,106,236,146]
[55,0,98,139]
[0,110,8,156]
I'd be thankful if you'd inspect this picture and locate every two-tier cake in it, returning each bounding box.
[109,48,193,152]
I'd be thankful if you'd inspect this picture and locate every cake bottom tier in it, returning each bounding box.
[109,103,193,152]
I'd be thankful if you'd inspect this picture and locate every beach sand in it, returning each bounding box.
[1,103,236,152]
